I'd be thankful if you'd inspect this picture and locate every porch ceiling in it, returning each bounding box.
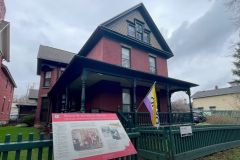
[48,55,198,96]
[69,71,167,91]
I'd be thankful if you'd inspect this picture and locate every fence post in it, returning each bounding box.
[165,126,176,160]
[15,133,23,160]
[27,133,34,160]
[2,134,10,160]
[38,133,45,160]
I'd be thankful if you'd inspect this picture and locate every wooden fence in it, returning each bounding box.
[0,132,139,160]
[137,125,240,160]
[1,125,240,160]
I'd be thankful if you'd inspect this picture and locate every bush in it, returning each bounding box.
[20,115,35,126]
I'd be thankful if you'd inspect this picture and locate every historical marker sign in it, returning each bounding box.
[180,126,192,137]
[52,113,137,160]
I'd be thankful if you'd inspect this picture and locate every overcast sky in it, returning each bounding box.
[3,0,239,97]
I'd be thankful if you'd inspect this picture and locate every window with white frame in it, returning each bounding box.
[43,71,51,87]
[149,55,156,74]
[121,47,130,68]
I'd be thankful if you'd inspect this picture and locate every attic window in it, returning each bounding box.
[143,31,150,43]
[128,24,135,37]
[127,20,150,44]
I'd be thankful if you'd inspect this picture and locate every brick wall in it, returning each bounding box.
[0,66,14,123]
[87,37,168,77]
[35,67,60,124]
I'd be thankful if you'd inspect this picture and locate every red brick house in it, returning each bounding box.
[35,45,75,124]
[0,21,16,124]
[37,3,197,126]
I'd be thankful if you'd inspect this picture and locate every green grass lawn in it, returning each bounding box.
[0,126,51,160]
[197,147,240,160]
[0,126,40,142]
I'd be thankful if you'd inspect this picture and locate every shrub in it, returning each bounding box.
[20,115,35,126]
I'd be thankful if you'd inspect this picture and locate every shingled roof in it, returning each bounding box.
[37,45,75,75]
[192,85,240,99]
[37,45,75,64]
[1,64,16,87]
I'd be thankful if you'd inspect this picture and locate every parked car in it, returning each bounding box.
[193,111,206,123]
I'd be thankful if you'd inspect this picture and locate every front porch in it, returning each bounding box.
[47,56,197,127]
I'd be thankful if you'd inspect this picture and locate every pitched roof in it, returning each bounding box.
[37,45,75,64]
[1,64,17,87]
[101,3,173,54]
[192,86,240,99]
[28,89,38,99]
[78,3,173,59]
[37,45,75,75]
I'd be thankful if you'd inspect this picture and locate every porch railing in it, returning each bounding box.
[119,112,192,128]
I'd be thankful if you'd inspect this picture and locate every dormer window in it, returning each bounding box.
[127,20,150,44]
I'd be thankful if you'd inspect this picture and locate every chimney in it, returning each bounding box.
[215,85,218,90]
[0,0,5,21]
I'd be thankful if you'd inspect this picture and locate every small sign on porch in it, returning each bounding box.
[180,125,193,137]
[52,113,137,160]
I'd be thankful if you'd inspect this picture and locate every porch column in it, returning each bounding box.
[65,87,69,112]
[166,85,172,125]
[80,70,87,113]
[133,79,137,127]
[187,89,194,123]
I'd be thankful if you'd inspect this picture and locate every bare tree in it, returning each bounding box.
[226,0,240,26]
[172,99,189,112]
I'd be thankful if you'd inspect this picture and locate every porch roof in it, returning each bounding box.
[48,55,198,96]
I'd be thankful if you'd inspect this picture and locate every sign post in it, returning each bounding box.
[52,113,137,160]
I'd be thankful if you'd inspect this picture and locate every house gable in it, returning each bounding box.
[101,3,172,54]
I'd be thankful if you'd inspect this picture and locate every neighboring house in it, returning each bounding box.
[10,102,18,120]
[0,1,16,124]
[192,84,240,111]
[16,89,39,118]
[35,45,75,124]
[33,3,197,125]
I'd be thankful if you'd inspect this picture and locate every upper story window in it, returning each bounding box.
[128,24,135,37]
[1,98,5,112]
[136,22,143,41]
[209,106,216,111]
[6,80,8,88]
[121,47,130,68]
[149,55,156,74]
[43,71,51,87]
[143,31,150,43]
[127,20,150,44]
